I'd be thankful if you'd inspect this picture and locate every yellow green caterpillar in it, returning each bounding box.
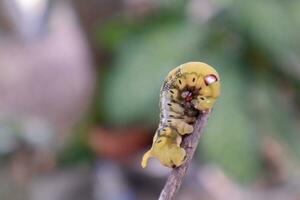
[141,62,221,168]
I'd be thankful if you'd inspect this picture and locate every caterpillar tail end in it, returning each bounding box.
[141,150,152,168]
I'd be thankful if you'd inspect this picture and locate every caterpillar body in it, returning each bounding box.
[141,62,220,168]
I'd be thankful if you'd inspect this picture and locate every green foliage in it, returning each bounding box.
[100,22,203,126]
[230,0,300,82]
[249,75,300,160]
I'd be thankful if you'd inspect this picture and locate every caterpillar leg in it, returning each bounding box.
[163,101,185,115]
[183,116,196,124]
[166,118,193,135]
[176,135,182,146]
[192,96,216,111]
[169,146,186,167]
[164,89,180,103]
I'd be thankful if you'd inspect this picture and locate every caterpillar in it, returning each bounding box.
[141,62,220,168]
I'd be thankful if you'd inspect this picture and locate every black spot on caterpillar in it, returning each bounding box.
[141,62,221,168]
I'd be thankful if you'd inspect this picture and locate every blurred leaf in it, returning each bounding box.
[94,7,187,52]
[94,20,136,52]
[100,21,204,126]
[248,74,300,161]
[229,0,300,82]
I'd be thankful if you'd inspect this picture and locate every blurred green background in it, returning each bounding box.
[0,0,300,199]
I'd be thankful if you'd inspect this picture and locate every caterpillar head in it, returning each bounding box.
[177,62,221,111]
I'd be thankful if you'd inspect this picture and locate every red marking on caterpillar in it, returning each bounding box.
[184,91,193,102]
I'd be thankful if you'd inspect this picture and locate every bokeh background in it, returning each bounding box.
[1,0,300,199]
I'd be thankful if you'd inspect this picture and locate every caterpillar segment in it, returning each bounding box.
[141,62,220,168]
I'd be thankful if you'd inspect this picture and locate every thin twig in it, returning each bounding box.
[158,111,211,200]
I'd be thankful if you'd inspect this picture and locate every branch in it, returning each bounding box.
[158,111,211,200]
